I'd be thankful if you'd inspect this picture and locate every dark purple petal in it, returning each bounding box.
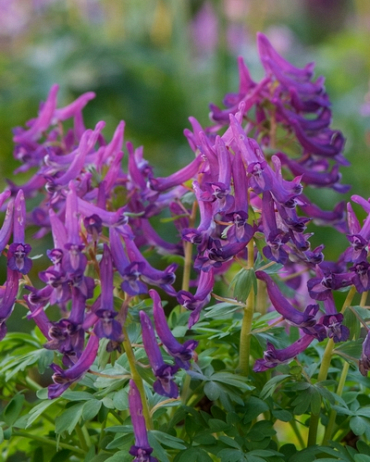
[150,289,198,369]
[128,380,157,462]
[253,335,315,372]
[48,334,99,399]
[7,243,32,274]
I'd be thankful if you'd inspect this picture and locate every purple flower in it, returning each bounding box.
[319,293,349,343]
[48,334,99,399]
[7,243,32,274]
[360,330,370,377]
[139,311,179,398]
[13,84,59,144]
[7,190,32,274]
[149,156,202,192]
[0,268,20,340]
[150,289,198,370]
[350,261,370,293]
[93,245,123,342]
[128,380,157,462]
[256,271,325,339]
[0,192,13,254]
[307,266,353,301]
[254,335,315,372]
[121,231,177,296]
[177,268,215,327]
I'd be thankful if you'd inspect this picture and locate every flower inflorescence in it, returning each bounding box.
[1,32,370,457]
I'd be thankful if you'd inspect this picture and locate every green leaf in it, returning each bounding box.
[218,449,245,462]
[249,450,282,457]
[193,433,217,445]
[112,389,128,411]
[104,451,133,462]
[55,402,84,434]
[271,409,292,422]
[204,302,241,319]
[204,382,221,401]
[150,430,187,450]
[350,416,369,436]
[247,421,276,441]
[36,388,49,399]
[148,432,170,462]
[334,339,363,360]
[26,398,60,428]
[211,372,253,390]
[61,391,94,401]
[37,349,54,374]
[208,418,231,432]
[310,387,322,416]
[82,399,102,422]
[355,455,370,462]
[230,269,257,303]
[344,307,361,340]
[259,375,291,400]
[102,397,115,409]
[218,436,242,449]
[176,448,213,462]
[106,434,133,450]
[357,407,370,418]
[357,441,370,456]
[3,394,25,427]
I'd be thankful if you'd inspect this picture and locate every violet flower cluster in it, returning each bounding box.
[2,82,198,403]
[2,32,370,458]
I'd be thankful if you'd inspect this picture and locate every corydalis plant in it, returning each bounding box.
[1,32,370,461]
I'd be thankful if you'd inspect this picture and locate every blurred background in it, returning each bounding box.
[1,0,369,180]
[0,0,370,305]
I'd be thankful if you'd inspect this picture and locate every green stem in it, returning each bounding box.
[307,338,334,446]
[75,424,89,453]
[181,241,193,293]
[181,201,197,295]
[237,239,255,376]
[289,419,305,449]
[122,325,153,430]
[322,360,350,445]
[307,286,357,446]
[237,289,255,376]
[25,376,42,391]
[13,431,85,455]
[180,374,191,405]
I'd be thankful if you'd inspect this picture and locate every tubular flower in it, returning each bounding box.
[93,244,123,343]
[48,334,99,399]
[254,335,315,372]
[139,311,179,398]
[128,380,157,462]
[7,190,32,275]
[150,289,198,370]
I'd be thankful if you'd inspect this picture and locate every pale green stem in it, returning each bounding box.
[322,360,350,445]
[289,419,305,449]
[75,424,89,453]
[181,201,197,295]
[122,325,153,430]
[237,239,256,376]
[13,431,85,455]
[360,291,368,307]
[307,286,357,446]
[237,290,255,376]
